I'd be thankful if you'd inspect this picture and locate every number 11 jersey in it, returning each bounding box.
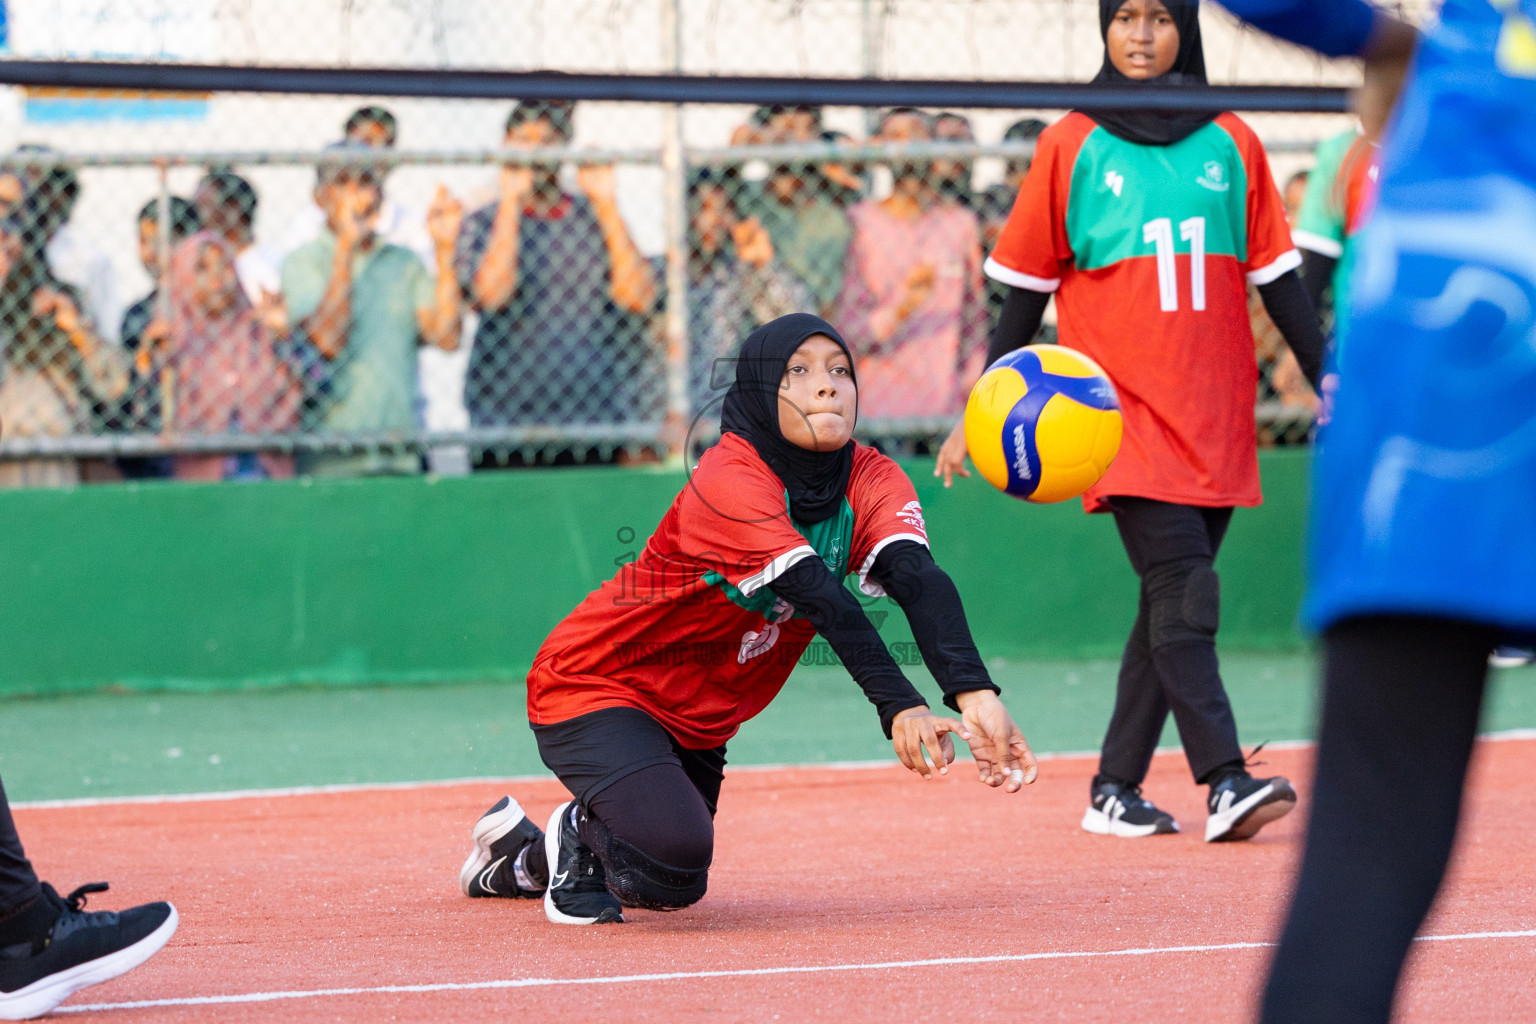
[985,112,1299,512]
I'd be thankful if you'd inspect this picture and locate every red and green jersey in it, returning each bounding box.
[986,112,1299,511]
[1292,128,1380,344]
[526,433,929,749]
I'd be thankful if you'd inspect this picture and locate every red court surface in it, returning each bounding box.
[15,740,1536,1022]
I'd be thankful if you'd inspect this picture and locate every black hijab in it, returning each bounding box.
[719,313,856,524]
[1085,0,1215,147]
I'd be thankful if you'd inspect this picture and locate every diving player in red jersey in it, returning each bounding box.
[458,313,1036,925]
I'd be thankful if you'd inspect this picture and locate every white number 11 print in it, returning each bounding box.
[1142,216,1207,312]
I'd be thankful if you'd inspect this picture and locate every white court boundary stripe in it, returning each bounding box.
[55,929,1536,1013]
[18,730,1536,811]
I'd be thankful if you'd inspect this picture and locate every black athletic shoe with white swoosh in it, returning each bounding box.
[0,882,178,1021]
[543,801,623,925]
[1080,779,1180,837]
[459,796,547,899]
[1205,773,1296,842]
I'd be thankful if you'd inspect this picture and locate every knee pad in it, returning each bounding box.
[1147,562,1220,649]
[582,814,710,912]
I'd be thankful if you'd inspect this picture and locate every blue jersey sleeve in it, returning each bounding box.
[1213,0,1378,57]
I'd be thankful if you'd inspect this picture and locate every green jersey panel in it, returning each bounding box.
[701,495,855,622]
[1064,121,1252,273]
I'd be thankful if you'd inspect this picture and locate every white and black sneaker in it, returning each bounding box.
[1205,773,1297,842]
[459,796,547,899]
[1081,779,1180,837]
[543,802,623,926]
[0,882,178,1020]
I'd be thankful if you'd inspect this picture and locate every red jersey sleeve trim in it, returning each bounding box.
[854,532,932,598]
[984,256,1060,293]
[736,544,818,596]
[1247,247,1303,284]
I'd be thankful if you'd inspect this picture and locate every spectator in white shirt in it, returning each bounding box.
[15,152,122,344]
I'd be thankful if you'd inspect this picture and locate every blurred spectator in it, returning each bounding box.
[282,149,463,477]
[345,106,398,148]
[834,107,987,421]
[13,149,123,344]
[456,99,657,442]
[113,196,200,479]
[0,218,128,488]
[931,111,976,206]
[817,129,866,210]
[1282,169,1310,224]
[975,117,1049,218]
[148,232,301,481]
[730,103,823,146]
[671,169,814,416]
[194,170,283,305]
[735,106,851,316]
[281,105,433,264]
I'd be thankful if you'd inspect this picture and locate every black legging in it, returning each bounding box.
[1261,615,1495,1024]
[1098,497,1245,786]
[0,775,41,921]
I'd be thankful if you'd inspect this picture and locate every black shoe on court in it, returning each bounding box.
[0,883,178,1021]
[543,801,623,925]
[1205,773,1296,842]
[459,796,547,899]
[1080,779,1180,837]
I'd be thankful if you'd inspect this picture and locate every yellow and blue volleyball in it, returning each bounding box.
[963,344,1122,503]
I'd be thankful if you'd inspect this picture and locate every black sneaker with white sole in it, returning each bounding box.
[1205,773,1297,842]
[1080,779,1180,837]
[459,796,547,899]
[543,802,623,925]
[0,882,178,1021]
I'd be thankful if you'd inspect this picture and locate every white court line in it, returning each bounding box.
[17,730,1536,811]
[55,929,1536,1014]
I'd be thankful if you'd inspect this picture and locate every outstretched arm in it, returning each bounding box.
[768,557,959,780]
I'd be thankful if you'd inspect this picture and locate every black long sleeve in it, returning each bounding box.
[1256,269,1326,391]
[985,286,1053,367]
[766,557,926,738]
[1298,248,1338,315]
[867,540,999,712]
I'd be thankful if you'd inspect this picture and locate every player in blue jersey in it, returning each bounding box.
[1213,1,1536,1021]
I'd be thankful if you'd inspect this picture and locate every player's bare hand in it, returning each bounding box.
[934,419,971,487]
[890,705,963,781]
[956,690,1037,792]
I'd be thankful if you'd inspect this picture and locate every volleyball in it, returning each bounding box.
[963,345,1122,503]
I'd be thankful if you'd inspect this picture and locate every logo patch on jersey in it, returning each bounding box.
[1104,171,1124,197]
[1197,161,1230,192]
[738,622,781,664]
[897,500,927,534]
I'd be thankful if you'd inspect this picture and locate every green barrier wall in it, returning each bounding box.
[0,449,1310,697]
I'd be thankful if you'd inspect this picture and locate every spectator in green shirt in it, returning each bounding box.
[281,148,463,477]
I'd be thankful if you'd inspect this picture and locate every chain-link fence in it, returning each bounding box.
[0,0,1400,483]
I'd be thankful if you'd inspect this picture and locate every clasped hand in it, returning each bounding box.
[890,690,1038,793]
